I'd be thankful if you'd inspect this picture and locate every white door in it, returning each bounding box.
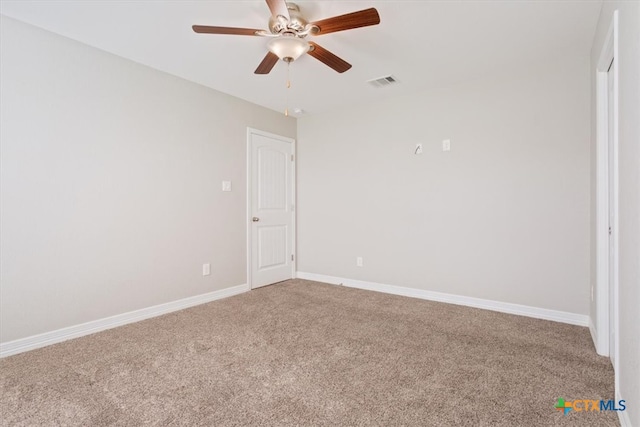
[248,129,295,289]
[607,59,617,367]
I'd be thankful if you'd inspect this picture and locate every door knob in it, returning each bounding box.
[252,217,260,222]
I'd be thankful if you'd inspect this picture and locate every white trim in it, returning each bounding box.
[595,68,610,355]
[246,129,252,289]
[588,316,598,351]
[615,382,631,427]
[291,138,297,276]
[296,272,589,326]
[616,387,631,427]
[246,127,296,289]
[0,283,249,358]
[618,411,631,427]
[594,10,619,372]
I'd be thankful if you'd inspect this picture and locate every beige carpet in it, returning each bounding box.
[1,279,618,426]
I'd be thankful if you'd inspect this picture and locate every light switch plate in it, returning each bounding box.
[222,181,232,192]
[203,263,211,276]
[442,139,451,152]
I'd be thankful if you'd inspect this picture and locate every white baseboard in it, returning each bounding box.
[589,316,599,352]
[0,283,249,358]
[618,407,632,427]
[616,387,632,427]
[296,272,589,327]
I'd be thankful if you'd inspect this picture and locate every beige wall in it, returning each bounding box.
[590,2,640,425]
[0,16,295,343]
[297,54,591,316]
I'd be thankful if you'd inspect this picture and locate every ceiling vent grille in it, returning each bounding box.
[367,75,399,88]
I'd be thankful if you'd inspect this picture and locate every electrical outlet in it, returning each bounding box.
[203,263,211,276]
[442,139,451,151]
[356,257,363,267]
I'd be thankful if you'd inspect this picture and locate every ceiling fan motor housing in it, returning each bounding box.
[269,3,308,35]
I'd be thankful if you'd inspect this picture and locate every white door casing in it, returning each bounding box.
[607,58,618,368]
[594,10,618,383]
[247,128,295,289]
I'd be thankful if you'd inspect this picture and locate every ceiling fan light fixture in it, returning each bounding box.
[267,35,309,62]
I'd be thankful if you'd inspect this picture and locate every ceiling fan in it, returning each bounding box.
[192,0,380,74]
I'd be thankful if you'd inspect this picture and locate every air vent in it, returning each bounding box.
[367,75,399,88]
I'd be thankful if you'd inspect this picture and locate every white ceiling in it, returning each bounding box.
[1,0,602,116]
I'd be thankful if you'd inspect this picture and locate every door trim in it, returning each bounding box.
[594,10,618,375]
[246,127,296,289]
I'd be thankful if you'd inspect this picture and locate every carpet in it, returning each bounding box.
[0,279,618,426]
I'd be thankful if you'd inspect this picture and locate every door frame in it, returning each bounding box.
[594,10,618,375]
[246,127,296,289]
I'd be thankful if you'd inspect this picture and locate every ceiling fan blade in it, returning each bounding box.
[255,52,280,74]
[266,0,290,20]
[307,42,352,73]
[311,8,380,35]
[192,25,262,36]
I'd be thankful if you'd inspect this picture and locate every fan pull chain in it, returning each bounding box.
[285,61,291,117]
